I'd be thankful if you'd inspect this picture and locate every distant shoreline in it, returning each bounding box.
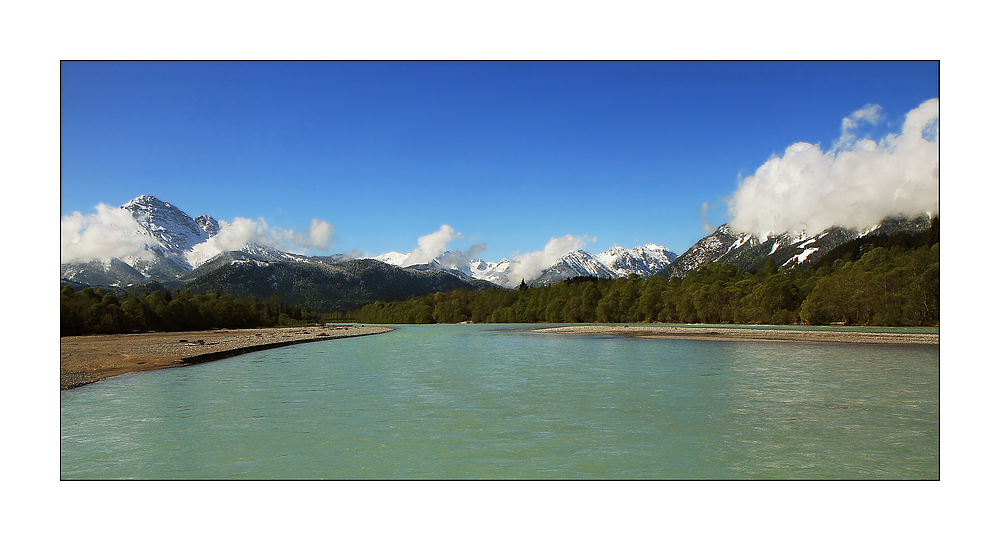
[533,325,939,345]
[60,325,393,391]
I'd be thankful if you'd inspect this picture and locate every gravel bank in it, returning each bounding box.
[60,325,393,390]
[533,325,939,345]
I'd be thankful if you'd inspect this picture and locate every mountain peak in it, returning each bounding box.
[195,215,220,236]
[122,194,170,210]
[659,215,936,280]
[118,195,212,267]
[595,244,677,278]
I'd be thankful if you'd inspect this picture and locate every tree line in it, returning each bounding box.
[350,243,939,327]
[60,286,323,336]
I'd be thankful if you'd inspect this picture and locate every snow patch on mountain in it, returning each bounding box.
[595,244,677,278]
[661,214,936,279]
[463,258,512,285]
[560,250,617,276]
[790,247,820,265]
[121,195,212,270]
[373,251,410,266]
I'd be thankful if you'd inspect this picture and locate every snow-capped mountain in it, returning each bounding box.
[529,250,617,285]
[373,243,678,288]
[373,251,409,266]
[61,196,496,304]
[463,258,512,285]
[659,214,936,279]
[117,195,215,278]
[528,244,677,285]
[61,195,302,287]
[378,243,678,288]
[374,250,512,284]
[596,244,677,278]
[123,195,213,256]
[658,224,759,279]
[194,215,220,236]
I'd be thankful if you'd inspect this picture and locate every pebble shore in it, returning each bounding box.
[533,325,939,345]
[60,325,393,390]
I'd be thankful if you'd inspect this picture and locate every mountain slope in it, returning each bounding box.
[658,214,937,279]
[184,258,497,312]
[812,215,939,268]
[529,250,618,286]
[596,244,677,278]
[122,194,213,265]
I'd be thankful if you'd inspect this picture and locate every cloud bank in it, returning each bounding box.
[189,217,335,265]
[382,226,487,271]
[187,217,259,265]
[61,204,151,263]
[727,98,939,237]
[507,234,592,285]
[402,224,461,266]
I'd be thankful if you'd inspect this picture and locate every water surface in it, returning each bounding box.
[61,324,939,479]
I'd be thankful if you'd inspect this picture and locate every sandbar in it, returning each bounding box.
[61,325,393,390]
[533,325,939,345]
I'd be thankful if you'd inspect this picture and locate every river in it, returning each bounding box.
[60,324,939,479]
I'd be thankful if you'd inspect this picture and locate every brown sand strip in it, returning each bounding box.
[533,325,938,345]
[60,325,393,391]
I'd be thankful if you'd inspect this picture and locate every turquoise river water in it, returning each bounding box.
[60,324,939,479]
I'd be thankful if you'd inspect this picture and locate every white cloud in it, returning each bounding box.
[189,216,336,265]
[303,218,334,250]
[835,103,882,151]
[61,203,149,263]
[699,201,714,234]
[506,234,592,285]
[727,98,939,237]
[188,217,260,265]
[402,224,460,265]
[253,217,336,253]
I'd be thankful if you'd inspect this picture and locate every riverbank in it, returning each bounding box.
[534,325,939,345]
[60,325,393,390]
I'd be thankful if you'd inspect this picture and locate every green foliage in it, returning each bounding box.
[349,243,940,327]
[799,244,939,326]
[60,287,324,336]
[812,216,939,270]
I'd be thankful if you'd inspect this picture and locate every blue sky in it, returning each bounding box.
[61,61,939,262]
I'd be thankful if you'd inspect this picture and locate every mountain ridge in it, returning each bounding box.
[61,195,937,312]
[657,213,937,280]
[382,244,679,287]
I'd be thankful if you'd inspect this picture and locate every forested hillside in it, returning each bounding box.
[60,286,321,336]
[352,239,939,327]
